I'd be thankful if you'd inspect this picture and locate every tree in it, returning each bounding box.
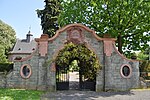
[0,45,7,62]
[137,47,150,60]
[0,20,16,62]
[37,0,61,37]
[58,0,150,54]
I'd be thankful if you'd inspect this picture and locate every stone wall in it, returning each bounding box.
[5,50,48,90]
[0,72,7,88]
[104,45,139,91]
[0,24,140,91]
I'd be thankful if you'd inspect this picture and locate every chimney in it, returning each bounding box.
[26,30,33,43]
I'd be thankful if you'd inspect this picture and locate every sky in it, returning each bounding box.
[0,0,44,39]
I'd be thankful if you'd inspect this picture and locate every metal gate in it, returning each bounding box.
[56,66,69,90]
[56,65,96,91]
[79,68,96,91]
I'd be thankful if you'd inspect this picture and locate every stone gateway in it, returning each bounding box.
[1,24,139,91]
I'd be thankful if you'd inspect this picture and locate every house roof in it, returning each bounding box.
[10,39,37,54]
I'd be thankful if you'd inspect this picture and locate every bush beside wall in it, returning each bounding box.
[0,62,13,72]
[140,60,150,80]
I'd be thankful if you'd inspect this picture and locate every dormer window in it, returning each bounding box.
[18,48,21,50]
[14,56,22,60]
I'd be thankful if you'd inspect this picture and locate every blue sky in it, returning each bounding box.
[0,0,44,39]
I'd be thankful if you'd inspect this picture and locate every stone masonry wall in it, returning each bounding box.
[0,72,7,88]
[104,45,139,91]
[1,24,140,91]
[6,51,47,90]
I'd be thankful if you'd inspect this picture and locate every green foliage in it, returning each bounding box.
[140,60,150,79]
[37,0,61,37]
[136,47,150,60]
[138,52,149,60]
[140,60,150,72]
[58,0,150,54]
[0,45,7,62]
[124,51,138,59]
[69,60,79,71]
[55,42,101,81]
[0,88,44,100]
[0,62,13,72]
[0,20,16,62]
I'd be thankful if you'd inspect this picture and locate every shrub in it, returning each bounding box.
[140,60,150,80]
[0,62,13,72]
[140,60,150,72]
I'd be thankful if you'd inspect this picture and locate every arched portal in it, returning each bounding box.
[7,23,139,92]
[55,43,101,91]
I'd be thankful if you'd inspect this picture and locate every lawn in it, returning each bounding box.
[0,88,45,100]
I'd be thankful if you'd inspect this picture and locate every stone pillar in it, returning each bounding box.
[102,36,116,91]
[35,34,49,90]
[35,34,49,57]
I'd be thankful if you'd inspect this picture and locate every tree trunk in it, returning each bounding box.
[117,34,123,54]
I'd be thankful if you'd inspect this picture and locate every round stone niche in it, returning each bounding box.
[20,64,32,79]
[120,64,132,78]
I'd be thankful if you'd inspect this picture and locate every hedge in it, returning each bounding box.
[0,62,13,72]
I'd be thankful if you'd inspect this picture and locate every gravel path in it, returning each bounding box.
[41,90,150,100]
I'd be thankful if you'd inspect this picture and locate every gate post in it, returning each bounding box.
[102,36,116,91]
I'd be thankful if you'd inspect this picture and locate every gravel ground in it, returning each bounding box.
[41,89,150,100]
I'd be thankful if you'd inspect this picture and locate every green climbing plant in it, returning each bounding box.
[55,42,101,81]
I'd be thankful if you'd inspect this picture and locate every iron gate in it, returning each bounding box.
[56,65,96,91]
[56,66,69,90]
[79,68,96,91]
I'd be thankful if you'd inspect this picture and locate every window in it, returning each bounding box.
[32,48,35,50]
[120,64,132,78]
[18,48,21,50]
[14,56,22,60]
[20,64,32,79]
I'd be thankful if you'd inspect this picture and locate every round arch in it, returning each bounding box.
[54,42,101,91]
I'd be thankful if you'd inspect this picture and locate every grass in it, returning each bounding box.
[0,88,45,100]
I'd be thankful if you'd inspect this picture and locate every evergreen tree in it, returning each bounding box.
[37,0,61,37]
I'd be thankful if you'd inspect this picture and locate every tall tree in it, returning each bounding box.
[37,0,61,37]
[0,20,16,62]
[58,0,150,54]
